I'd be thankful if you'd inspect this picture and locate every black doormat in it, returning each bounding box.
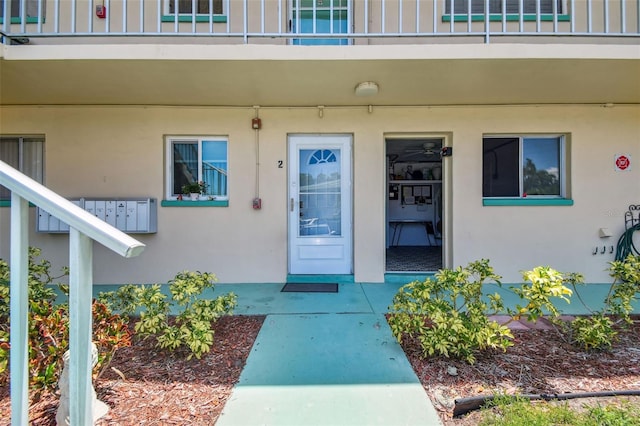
[281,283,339,293]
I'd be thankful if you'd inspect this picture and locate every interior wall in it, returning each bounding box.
[1,104,638,284]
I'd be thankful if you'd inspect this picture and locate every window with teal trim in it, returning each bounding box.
[291,0,350,46]
[0,0,45,24]
[168,0,222,14]
[482,135,566,199]
[445,0,562,14]
[162,0,226,22]
[166,136,228,201]
[0,136,44,201]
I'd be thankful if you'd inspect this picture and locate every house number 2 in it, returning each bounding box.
[278,160,283,168]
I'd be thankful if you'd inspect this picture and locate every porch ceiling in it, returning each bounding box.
[1,44,639,107]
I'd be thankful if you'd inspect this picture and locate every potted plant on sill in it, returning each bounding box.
[182,181,207,201]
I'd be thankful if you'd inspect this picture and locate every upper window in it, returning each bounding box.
[166,0,223,15]
[482,135,565,198]
[0,136,45,201]
[0,0,45,23]
[445,0,562,14]
[291,0,350,46]
[166,136,228,200]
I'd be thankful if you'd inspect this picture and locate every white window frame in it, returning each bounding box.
[0,135,45,201]
[444,0,564,15]
[165,136,228,201]
[163,0,225,16]
[482,134,566,199]
[0,0,45,23]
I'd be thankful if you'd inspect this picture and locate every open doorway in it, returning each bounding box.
[385,137,443,272]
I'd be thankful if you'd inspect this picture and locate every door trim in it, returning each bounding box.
[288,134,353,275]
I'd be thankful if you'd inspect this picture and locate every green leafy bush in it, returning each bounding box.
[388,260,576,364]
[567,254,639,352]
[0,247,131,393]
[570,313,616,351]
[98,271,237,360]
[506,266,576,322]
[605,254,639,323]
[388,259,514,364]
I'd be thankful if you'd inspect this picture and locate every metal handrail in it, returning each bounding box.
[1,0,638,44]
[0,159,145,425]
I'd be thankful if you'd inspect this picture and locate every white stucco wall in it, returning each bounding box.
[1,104,638,284]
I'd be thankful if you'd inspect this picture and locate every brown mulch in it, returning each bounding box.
[404,320,640,425]
[0,315,265,426]
[1,316,639,425]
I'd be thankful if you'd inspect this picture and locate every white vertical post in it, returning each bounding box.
[10,193,29,426]
[244,0,248,42]
[88,0,94,33]
[484,0,490,43]
[2,0,9,34]
[68,228,94,426]
[398,0,403,34]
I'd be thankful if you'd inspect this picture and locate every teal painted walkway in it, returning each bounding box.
[216,313,438,425]
[204,282,440,425]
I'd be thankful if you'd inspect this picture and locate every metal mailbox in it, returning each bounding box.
[37,198,157,234]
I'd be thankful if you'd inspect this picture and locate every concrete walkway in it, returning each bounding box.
[213,283,441,426]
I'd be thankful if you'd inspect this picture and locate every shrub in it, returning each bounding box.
[388,260,576,364]
[570,313,616,352]
[506,266,576,323]
[0,247,131,393]
[567,254,639,352]
[605,254,639,324]
[388,259,514,364]
[98,270,237,360]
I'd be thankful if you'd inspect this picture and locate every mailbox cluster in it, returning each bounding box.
[37,198,157,234]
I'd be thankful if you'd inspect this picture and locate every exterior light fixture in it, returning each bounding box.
[354,81,379,97]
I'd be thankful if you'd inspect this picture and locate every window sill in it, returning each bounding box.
[161,199,228,207]
[483,198,574,206]
[0,17,42,24]
[161,15,227,23]
[0,200,37,207]
[442,14,570,22]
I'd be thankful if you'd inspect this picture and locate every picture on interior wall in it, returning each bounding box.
[402,186,413,202]
[416,185,432,204]
[389,184,399,200]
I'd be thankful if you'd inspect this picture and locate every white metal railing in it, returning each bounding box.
[1,0,638,44]
[0,160,145,426]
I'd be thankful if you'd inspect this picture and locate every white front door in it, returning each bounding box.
[288,134,352,274]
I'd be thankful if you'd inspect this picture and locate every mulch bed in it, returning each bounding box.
[0,315,265,426]
[404,321,640,425]
[1,315,639,425]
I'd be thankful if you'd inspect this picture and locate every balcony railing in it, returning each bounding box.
[1,0,638,45]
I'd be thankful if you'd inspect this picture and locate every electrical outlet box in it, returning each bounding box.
[252,197,262,210]
[599,227,613,238]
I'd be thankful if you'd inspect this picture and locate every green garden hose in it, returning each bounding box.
[615,222,640,261]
